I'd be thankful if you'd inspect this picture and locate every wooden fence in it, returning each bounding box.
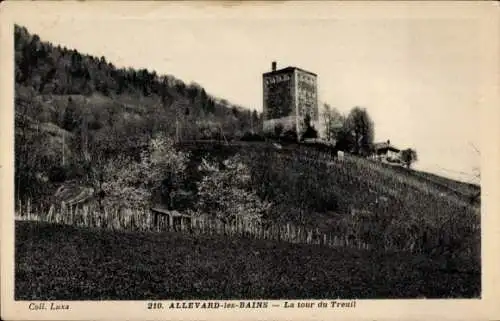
[15,200,371,250]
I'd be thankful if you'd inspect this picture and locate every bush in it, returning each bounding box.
[196,154,271,224]
[281,129,298,142]
[48,166,67,182]
[240,131,265,142]
[301,125,318,140]
[100,134,190,209]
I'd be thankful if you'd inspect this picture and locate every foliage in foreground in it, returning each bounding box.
[196,154,271,224]
[99,134,190,209]
[15,221,480,300]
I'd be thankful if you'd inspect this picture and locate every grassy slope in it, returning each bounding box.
[181,141,479,201]
[375,160,479,198]
[16,221,480,300]
[181,141,479,225]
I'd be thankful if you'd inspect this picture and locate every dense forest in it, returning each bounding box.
[14,24,261,203]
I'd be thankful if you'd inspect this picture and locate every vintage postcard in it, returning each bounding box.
[1,1,499,320]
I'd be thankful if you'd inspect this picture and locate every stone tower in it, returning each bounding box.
[262,61,319,138]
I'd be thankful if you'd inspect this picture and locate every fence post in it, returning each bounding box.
[17,199,22,218]
[27,198,31,221]
[48,204,54,223]
[114,208,119,230]
[122,209,127,230]
[73,205,78,226]
[120,208,124,230]
[81,205,86,226]
[57,202,63,224]
[39,203,44,222]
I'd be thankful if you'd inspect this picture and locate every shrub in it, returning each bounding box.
[100,134,190,209]
[48,166,67,183]
[240,131,265,142]
[281,129,298,142]
[196,154,271,225]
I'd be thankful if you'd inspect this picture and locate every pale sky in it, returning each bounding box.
[11,2,496,183]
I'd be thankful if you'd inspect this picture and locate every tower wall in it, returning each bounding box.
[262,64,319,138]
[295,69,318,134]
[262,69,296,133]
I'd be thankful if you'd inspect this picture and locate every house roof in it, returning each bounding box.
[150,207,192,218]
[54,183,95,206]
[374,142,400,152]
[263,66,317,77]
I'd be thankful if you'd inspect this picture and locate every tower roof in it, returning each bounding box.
[263,66,317,77]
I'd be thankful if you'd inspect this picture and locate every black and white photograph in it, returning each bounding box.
[1,1,499,320]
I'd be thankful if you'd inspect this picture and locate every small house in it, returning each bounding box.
[372,140,401,163]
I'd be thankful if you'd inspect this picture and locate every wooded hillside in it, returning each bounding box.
[14,25,260,202]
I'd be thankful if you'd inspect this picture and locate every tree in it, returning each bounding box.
[274,123,284,140]
[196,154,271,227]
[94,134,189,209]
[300,114,318,140]
[321,104,345,141]
[400,148,418,168]
[343,107,374,155]
[15,112,58,203]
[322,104,333,140]
[62,97,80,132]
[251,110,260,132]
[282,128,298,142]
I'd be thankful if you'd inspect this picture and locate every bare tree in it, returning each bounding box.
[321,103,344,141]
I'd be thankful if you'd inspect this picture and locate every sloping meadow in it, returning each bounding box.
[182,142,480,260]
